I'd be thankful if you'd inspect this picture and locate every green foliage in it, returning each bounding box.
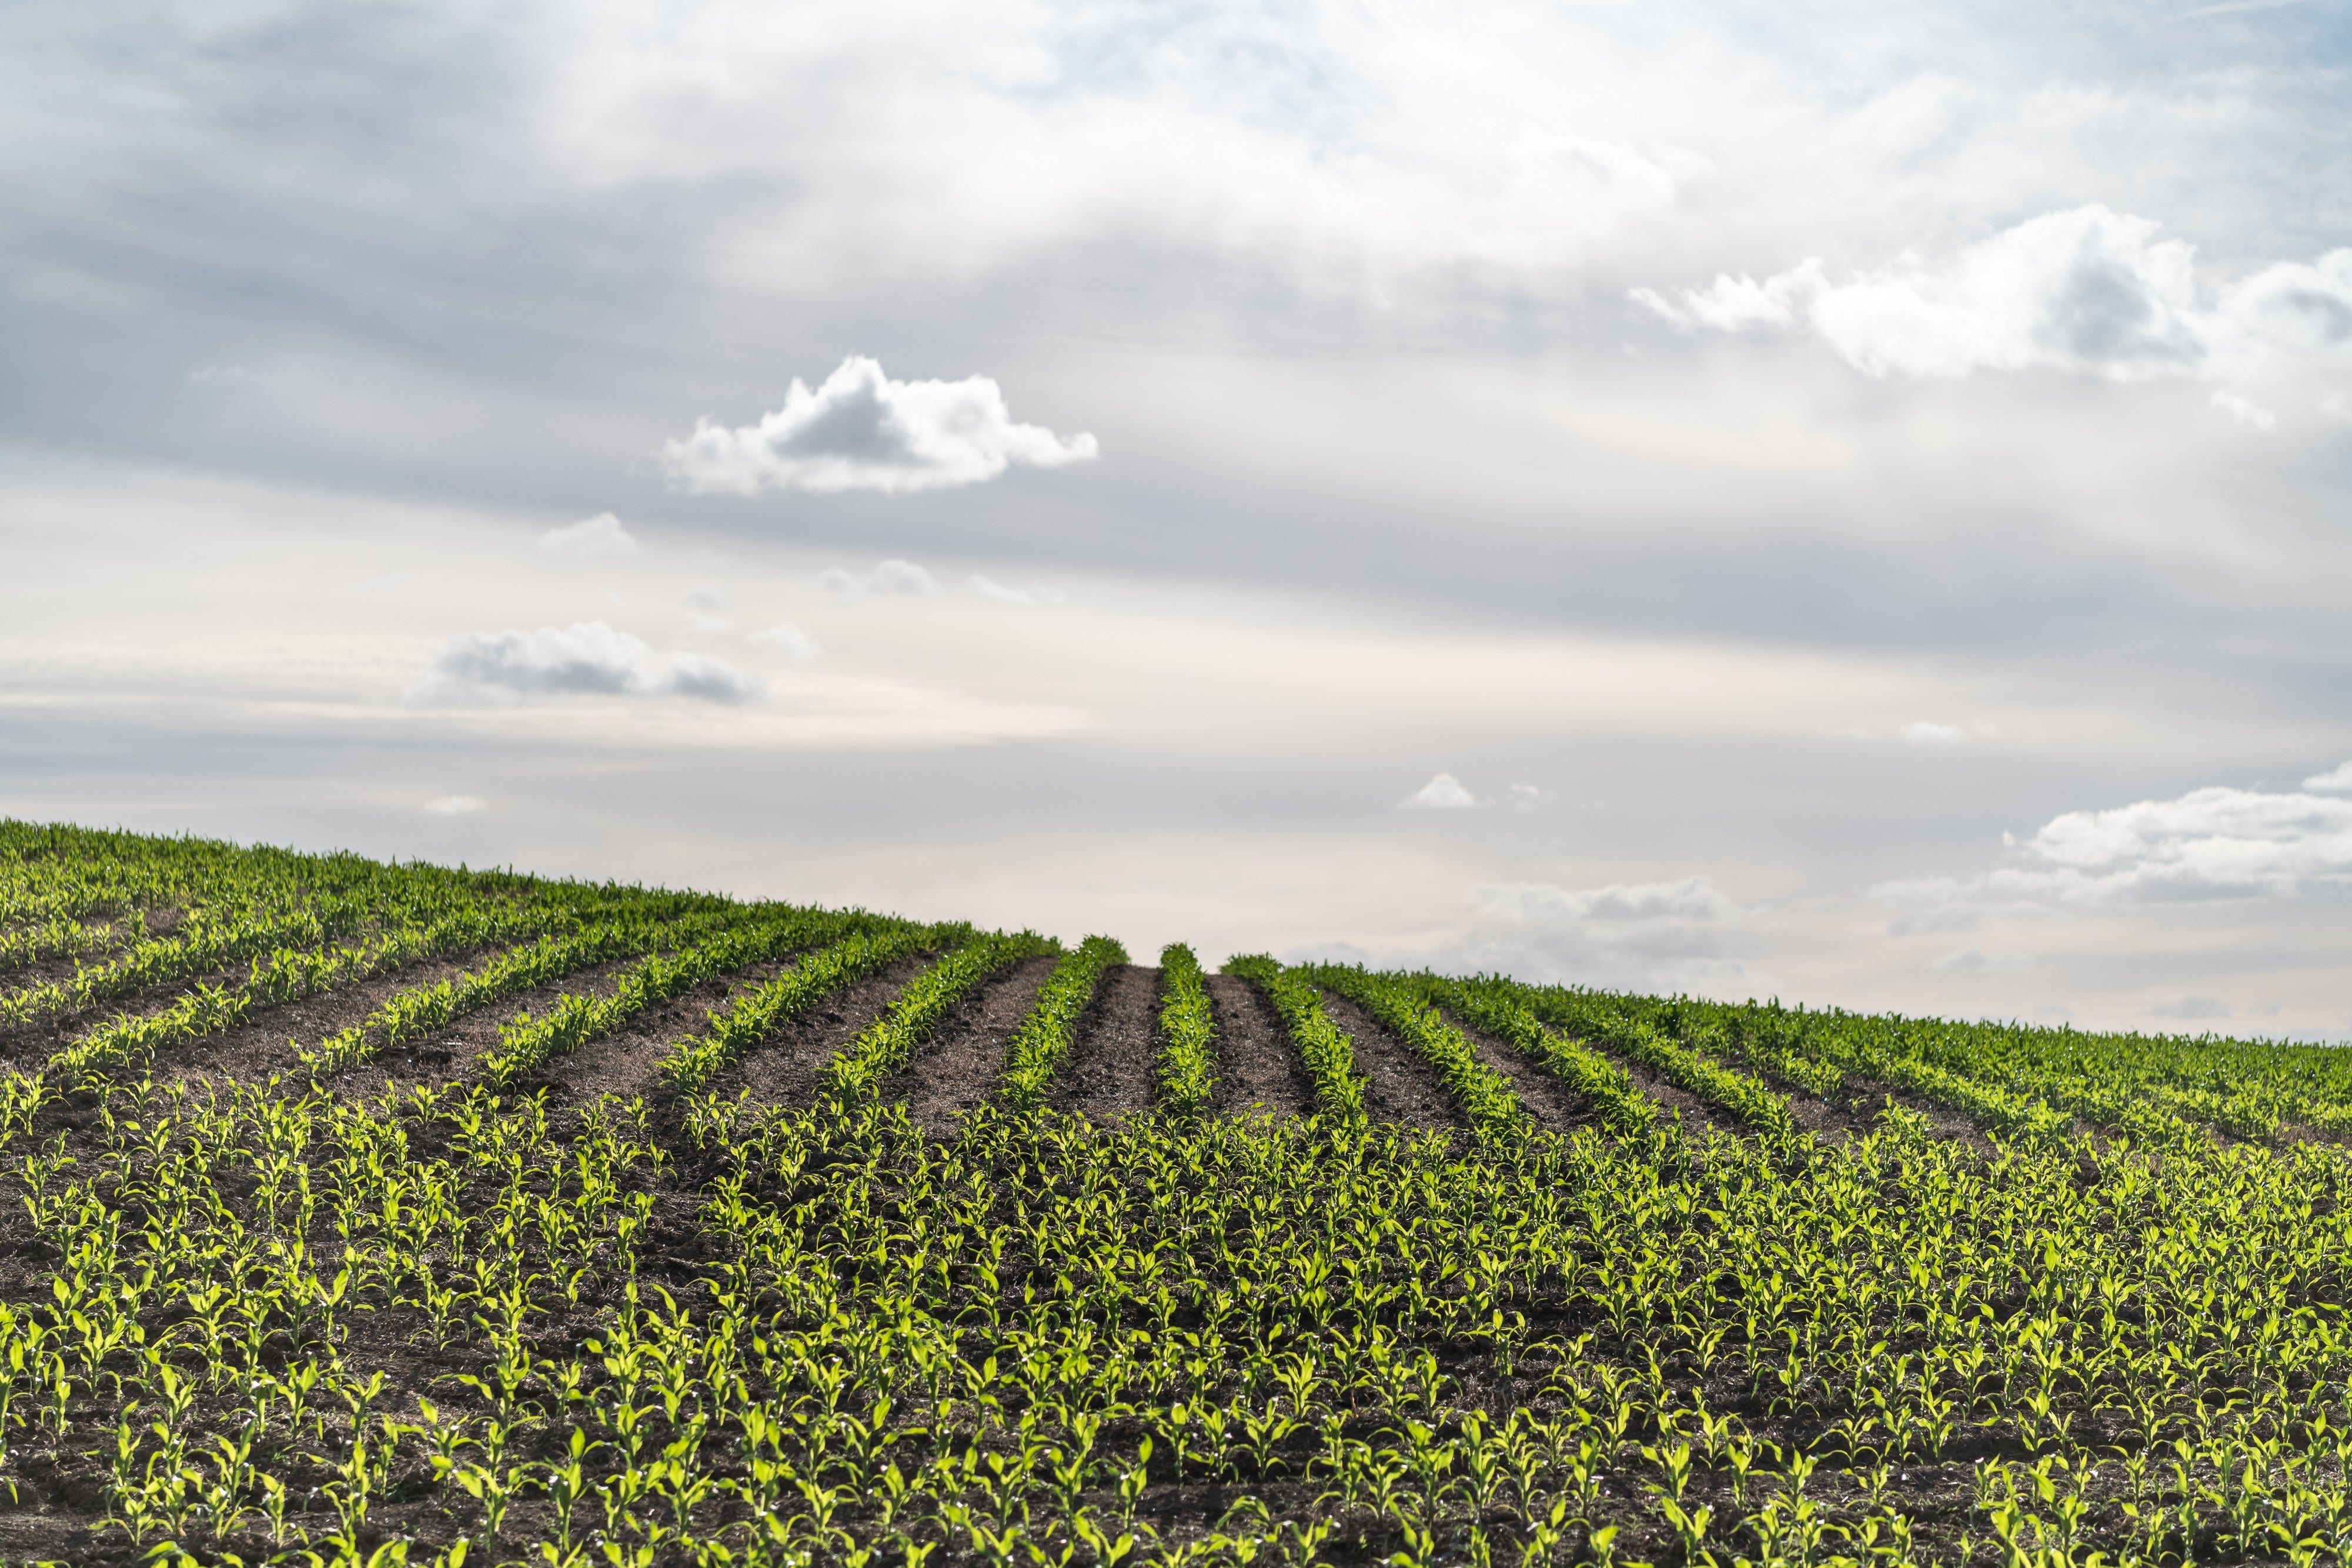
[1423,974,1656,1134]
[1301,962,1523,1137]
[821,931,1061,1101]
[1154,943,1215,1116]
[14,818,2352,1567]
[1000,937,1130,1107]
[1223,954,1364,1121]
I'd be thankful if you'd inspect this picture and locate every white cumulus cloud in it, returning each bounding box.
[1875,774,2352,921]
[409,621,767,706]
[1400,773,1479,810]
[1902,721,1966,747]
[1635,206,2352,382]
[819,559,940,601]
[422,795,486,816]
[660,356,1098,496]
[541,512,639,554]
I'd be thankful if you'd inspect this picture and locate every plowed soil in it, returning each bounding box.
[1444,1012,1596,1134]
[1315,989,1465,1132]
[156,948,497,1086]
[886,955,1058,1135]
[1204,974,1314,1118]
[1051,964,1161,1123]
[496,958,801,1113]
[724,953,932,1112]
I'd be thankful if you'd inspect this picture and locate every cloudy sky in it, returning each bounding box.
[5,0,2350,1036]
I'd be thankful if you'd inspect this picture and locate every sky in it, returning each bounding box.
[4,0,2350,1037]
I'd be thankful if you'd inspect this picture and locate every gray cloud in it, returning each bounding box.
[410,621,766,706]
[818,559,940,600]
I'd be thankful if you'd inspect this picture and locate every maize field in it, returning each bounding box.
[0,820,2348,1568]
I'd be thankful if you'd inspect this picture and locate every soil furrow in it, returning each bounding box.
[886,954,1058,1136]
[1441,1011,1596,1135]
[1314,990,1465,1132]
[482,958,801,1113]
[158,947,502,1087]
[724,952,932,1111]
[1204,973,1314,1119]
[1050,964,1161,1124]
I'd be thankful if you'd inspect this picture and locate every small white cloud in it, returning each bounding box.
[2304,759,2352,793]
[188,364,250,386]
[1636,206,2352,382]
[409,621,767,706]
[970,574,1069,607]
[1931,947,2033,972]
[422,795,486,817]
[747,623,824,663]
[1507,784,1549,810]
[660,356,1098,496]
[819,559,940,601]
[542,512,639,554]
[2149,995,2231,1022]
[1400,773,1479,810]
[1901,721,1966,747]
[2210,389,2277,430]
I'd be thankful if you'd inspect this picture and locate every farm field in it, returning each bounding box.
[0,822,2349,1567]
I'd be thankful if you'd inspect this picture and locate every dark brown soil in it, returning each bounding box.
[725,954,931,1110]
[886,955,1058,1135]
[1205,974,1314,1118]
[1572,1041,1738,1138]
[334,955,640,1098]
[492,958,801,1113]
[1442,1011,1597,1135]
[158,948,496,1086]
[1843,1075,2000,1154]
[1314,989,1466,1132]
[1050,964,1161,1124]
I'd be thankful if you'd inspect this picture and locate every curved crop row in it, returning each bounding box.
[299,904,746,1079]
[1154,943,1216,1117]
[1423,975,1656,1135]
[1516,984,1798,1141]
[46,907,503,1086]
[662,924,946,1092]
[1223,955,1363,1120]
[0,915,128,974]
[1302,964,1522,1136]
[821,932,1061,1102]
[999,936,1130,1107]
[479,910,873,1088]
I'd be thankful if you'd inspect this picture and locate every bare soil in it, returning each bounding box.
[1315,989,1466,1132]
[1443,1011,1597,1135]
[886,955,1058,1135]
[157,948,495,1087]
[1842,1074,2001,1155]
[1050,963,1161,1124]
[723,953,931,1111]
[330,956,643,1099]
[495,958,801,1114]
[1204,974,1314,1118]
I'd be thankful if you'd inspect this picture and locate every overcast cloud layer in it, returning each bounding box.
[3,0,2348,1035]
